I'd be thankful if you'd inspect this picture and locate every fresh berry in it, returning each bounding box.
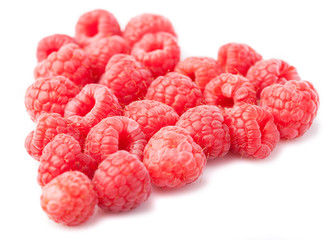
[203,73,257,109]
[143,126,206,188]
[124,100,179,140]
[84,116,146,164]
[36,34,76,62]
[84,36,130,80]
[34,43,93,87]
[131,32,180,77]
[246,59,301,95]
[260,80,319,139]
[145,72,203,115]
[92,151,151,212]
[40,171,97,226]
[174,57,221,91]
[123,13,176,46]
[64,84,122,136]
[223,103,280,159]
[75,9,121,47]
[25,76,80,122]
[217,43,262,76]
[99,54,153,105]
[38,134,98,186]
[176,105,230,158]
[25,113,81,160]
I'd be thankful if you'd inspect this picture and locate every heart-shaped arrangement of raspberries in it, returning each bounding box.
[24,9,320,226]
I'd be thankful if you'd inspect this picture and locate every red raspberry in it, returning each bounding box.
[176,105,230,158]
[123,100,179,140]
[40,171,97,226]
[223,103,280,159]
[203,73,257,109]
[260,80,319,139]
[145,72,203,115]
[92,151,151,212]
[25,113,81,160]
[123,13,176,46]
[64,84,122,136]
[246,59,301,95]
[25,76,80,122]
[84,116,146,164]
[131,32,180,77]
[75,9,121,47]
[84,36,130,80]
[38,134,98,186]
[36,34,76,62]
[34,43,93,87]
[217,43,262,76]
[143,126,206,188]
[174,57,221,91]
[99,54,153,105]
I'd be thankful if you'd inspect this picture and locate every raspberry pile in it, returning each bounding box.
[25,9,319,226]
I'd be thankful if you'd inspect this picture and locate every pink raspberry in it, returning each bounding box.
[203,73,257,109]
[174,57,221,91]
[75,9,121,47]
[99,54,153,105]
[223,103,280,159]
[25,113,81,160]
[131,32,180,77]
[260,80,319,139]
[123,13,176,46]
[38,134,97,186]
[34,43,94,87]
[25,76,80,122]
[84,116,146,164]
[217,43,262,76]
[64,84,122,136]
[176,105,231,158]
[41,171,97,226]
[92,151,151,212]
[36,34,76,62]
[124,100,179,140]
[84,36,130,80]
[145,72,203,115]
[143,126,206,188]
[246,59,301,95]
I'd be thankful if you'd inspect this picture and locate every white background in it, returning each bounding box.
[0,0,329,239]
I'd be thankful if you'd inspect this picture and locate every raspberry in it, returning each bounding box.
[92,151,151,212]
[203,73,257,109]
[246,59,301,95]
[34,43,93,87]
[25,76,80,122]
[260,80,319,139]
[38,134,98,186]
[145,72,203,115]
[217,43,262,76]
[143,126,206,188]
[131,32,180,77]
[123,100,179,140]
[99,54,153,105]
[176,105,230,158]
[223,103,280,159]
[36,34,76,62]
[64,84,122,136]
[40,171,97,226]
[123,13,176,46]
[84,36,130,80]
[84,116,146,164]
[75,9,121,47]
[174,57,221,91]
[25,113,81,160]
